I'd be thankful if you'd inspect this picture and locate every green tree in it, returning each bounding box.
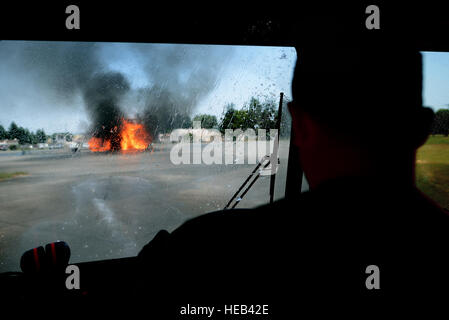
[0,125,8,140]
[219,104,236,134]
[24,129,33,144]
[219,98,281,135]
[193,114,218,129]
[432,109,449,136]
[29,131,39,144]
[259,100,277,130]
[17,127,29,144]
[35,129,47,143]
[245,98,261,129]
[219,104,249,134]
[8,122,20,140]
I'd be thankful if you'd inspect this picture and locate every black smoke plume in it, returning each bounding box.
[135,44,229,138]
[83,72,130,150]
[0,41,232,143]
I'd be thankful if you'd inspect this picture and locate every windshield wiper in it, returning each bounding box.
[224,93,284,209]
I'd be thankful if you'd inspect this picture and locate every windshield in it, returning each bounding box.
[0,41,296,272]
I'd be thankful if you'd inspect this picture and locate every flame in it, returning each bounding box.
[88,118,151,152]
[88,137,111,152]
[120,119,151,151]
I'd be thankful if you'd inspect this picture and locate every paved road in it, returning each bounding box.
[0,142,292,272]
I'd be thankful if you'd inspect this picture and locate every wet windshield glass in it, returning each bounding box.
[0,41,296,271]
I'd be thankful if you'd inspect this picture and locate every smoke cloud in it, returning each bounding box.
[132,44,231,137]
[0,41,232,139]
[83,72,129,150]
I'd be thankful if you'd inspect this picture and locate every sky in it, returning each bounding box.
[0,41,296,134]
[422,51,449,111]
[0,42,448,135]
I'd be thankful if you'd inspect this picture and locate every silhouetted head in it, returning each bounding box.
[289,46,434,189]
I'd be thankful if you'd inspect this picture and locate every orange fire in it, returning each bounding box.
[88,118,151,152]
[88,137,111,152]
[120,119,151,151]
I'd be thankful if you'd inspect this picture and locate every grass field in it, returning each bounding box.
[0,171,27,181]
[416,135,449,210]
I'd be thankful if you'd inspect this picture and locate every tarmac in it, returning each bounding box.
[0,142,292,272]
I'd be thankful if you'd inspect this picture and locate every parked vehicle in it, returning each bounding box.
[49,144,63,149]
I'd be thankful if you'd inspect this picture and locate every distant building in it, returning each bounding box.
[158,133,171,143]
[37,143,49,149]
[47,133,76,146]
[54,133,68,144]
[0,138,19,146]
[72,134,86,143]
[0,139,19,151]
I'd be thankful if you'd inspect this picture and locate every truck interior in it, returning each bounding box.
[1,2,449,314]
